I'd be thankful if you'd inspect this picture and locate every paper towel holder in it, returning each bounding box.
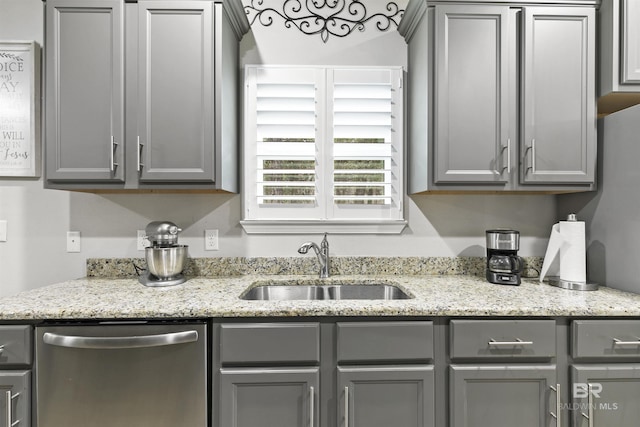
[546,213,599,291]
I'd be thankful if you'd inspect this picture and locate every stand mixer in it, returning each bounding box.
[139,221,188,287]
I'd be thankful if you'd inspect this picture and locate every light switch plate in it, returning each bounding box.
[0,220,7,242]
[67,231,81,252]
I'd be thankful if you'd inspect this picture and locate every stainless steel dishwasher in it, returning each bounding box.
[35,322,207,427]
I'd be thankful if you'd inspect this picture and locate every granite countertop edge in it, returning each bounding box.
[1,274,640,320]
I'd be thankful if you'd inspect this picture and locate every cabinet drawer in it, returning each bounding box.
[337,321,433,362]
[220,323,319,365]
[0,325,32,365]
[573,320,640,359]
[450,320,556,360]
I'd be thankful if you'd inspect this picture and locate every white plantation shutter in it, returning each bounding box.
[243,66,404,228]
[245,67,325,219]
[329,69,402,220]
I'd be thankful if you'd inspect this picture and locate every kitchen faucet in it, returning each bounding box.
[298,233,330,278]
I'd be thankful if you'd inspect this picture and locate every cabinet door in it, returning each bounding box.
[450,365,557,427]
[337,366,434,427]
[45,0,124,182]
[571,365,640,427]
[220,368,318,427]
[433,6,511,185]
[521,7,596,185]
[0,371,30,427]
[622,0,640,84]
[137,1,215,183]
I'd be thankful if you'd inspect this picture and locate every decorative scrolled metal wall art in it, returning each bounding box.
[244,0,404,43]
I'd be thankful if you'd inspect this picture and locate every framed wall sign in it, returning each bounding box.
[0,41,41,178]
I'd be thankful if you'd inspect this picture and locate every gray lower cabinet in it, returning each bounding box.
[44,0,249,191]
[571,365,640,427]
[570,320,640,426]
[217,321,435,427]
[449,320,559,427]
[0,326,32,427]
[450,365,557,427]
[337,366,434,427]
[399,0,596,192]
[599,0,640,115]
[220,368,319,427]
[0,371,31,427]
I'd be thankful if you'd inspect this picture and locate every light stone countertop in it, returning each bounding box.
[1,274,639,320]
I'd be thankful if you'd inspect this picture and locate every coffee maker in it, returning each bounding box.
[486,229,524,285]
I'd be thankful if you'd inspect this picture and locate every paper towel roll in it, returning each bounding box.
[539,218,586,284]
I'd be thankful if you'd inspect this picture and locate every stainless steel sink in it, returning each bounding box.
[240,283,412,301]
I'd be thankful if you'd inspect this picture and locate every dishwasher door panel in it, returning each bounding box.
[35,323,207,427]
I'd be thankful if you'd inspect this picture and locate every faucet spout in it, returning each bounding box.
[297,233,330,278]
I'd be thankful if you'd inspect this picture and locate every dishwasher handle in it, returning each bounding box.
[42,330,198,349]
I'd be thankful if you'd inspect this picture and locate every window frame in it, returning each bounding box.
[241,65,407,235]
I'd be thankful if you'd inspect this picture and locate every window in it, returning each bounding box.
[241,66,405,234]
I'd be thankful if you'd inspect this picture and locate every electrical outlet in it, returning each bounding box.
[137,230,148,251]
[67,231,81,253]
[205,229,219,250]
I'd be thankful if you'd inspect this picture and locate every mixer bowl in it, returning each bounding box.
[145,245,188,279]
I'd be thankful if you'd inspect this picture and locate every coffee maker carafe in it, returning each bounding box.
[486,229,523,285]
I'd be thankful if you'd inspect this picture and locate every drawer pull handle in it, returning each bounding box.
[613,338,640,346]
[488,338,533,346]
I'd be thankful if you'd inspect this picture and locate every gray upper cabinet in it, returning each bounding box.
[45,0,125,183]
[399,0,597,193]
[621,0,640,84]
[599,0,640,116]
[520,7,596,185]
[433,6,510,185]
[44,0,249,191]
[137,1,214,183]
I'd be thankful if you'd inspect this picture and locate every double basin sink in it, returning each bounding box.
[241,280,412,301]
